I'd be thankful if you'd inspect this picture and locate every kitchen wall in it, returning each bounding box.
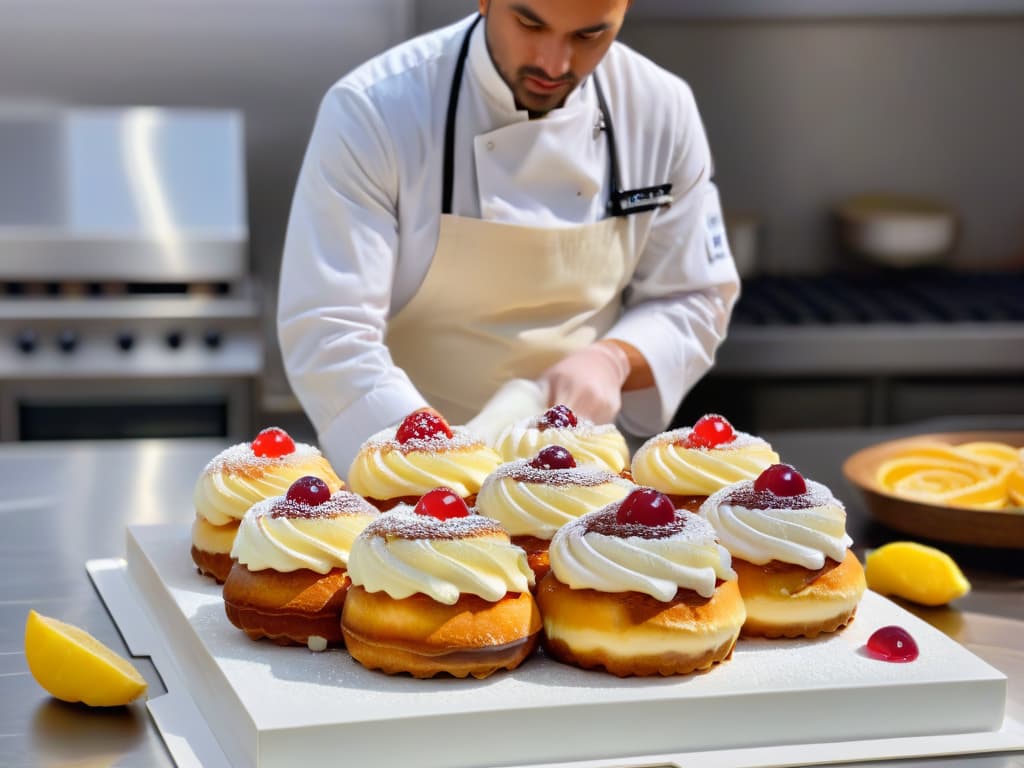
[3,0,1023,432]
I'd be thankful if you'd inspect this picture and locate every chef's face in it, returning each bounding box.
[480,0,631,116]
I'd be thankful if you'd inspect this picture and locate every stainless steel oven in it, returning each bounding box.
[0,106,262,441]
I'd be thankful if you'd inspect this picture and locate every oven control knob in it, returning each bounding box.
[165,330,184,350]
[203,329,222,350]
[116,331,135,352]
[57,329,78,354]
[15,329,38,354]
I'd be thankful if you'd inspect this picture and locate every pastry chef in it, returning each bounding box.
[278,0,740,470]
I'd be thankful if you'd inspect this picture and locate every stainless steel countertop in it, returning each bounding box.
[2,419,1022,768]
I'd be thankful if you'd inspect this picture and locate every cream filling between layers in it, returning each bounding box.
[347,533,534,604]
[742,588,864,627]
[230,500,376,574]
[542,621,741,658]
[701,480,852,569]
[191,516,239,555]
[476,473,633,538]
[493,422,629,474]
[631,436,780,495]
[549,525,735,601]
[194,452,341,526]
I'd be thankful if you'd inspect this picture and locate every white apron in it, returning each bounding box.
[386,15,672,424]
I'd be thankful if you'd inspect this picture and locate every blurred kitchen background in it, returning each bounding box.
[1,0,1022,443]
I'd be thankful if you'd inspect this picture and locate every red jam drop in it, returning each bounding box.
[685,414,736,449]
[285,475,331,506]
[396,409,453,444]
[414,487,470,520]
[251,427,296,458]
[616,488,675,526]
[539,404,578,430]
[529,445,577,470]
[754,463,807,497]
[866,625,919,662]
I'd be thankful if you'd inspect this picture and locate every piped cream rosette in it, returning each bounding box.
[346,507,535,604]
[493,415,629,474]
[347,427,501,501]
[230,490,379,574]
[631,427,780,496]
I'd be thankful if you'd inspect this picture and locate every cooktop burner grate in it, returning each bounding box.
[732,270,1024,326]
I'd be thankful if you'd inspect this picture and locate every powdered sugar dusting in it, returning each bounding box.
[269,490,378,520]
[646,427,772,452]
[493,459,624,488]
[202,439,324,476]
[719,479,841,513]
[362,508,506,541]
[566,504,718,544]
[360,425,488,455]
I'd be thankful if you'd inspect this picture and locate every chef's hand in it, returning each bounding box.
[539,341,632,425]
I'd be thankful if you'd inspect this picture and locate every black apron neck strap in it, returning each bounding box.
[441,14,623,217]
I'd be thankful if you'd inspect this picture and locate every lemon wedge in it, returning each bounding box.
[865,541,971,607]
[24,610,147,707]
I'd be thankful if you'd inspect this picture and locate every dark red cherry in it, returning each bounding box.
[286,475,331,506]
[396,408,453,444]
[529,445,577,470]
[538,404,578,430]
[251,427,295,458]
[616,488,675,526]
[413,487,470,520]
[754,463,807,497]
[685,414,735,449]
[866,626,919,662]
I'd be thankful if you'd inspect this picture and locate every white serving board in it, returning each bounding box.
[98,524,1020,768]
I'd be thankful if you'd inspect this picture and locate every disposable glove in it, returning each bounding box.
[539,341,631,426]
[465,379,549,444]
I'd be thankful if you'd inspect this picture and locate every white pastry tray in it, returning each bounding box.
[87,524,1024,768]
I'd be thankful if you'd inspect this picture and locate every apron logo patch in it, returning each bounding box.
[705,211,729,264]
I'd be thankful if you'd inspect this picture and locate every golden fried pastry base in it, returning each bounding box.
[341,587,541,679]
[666,494,709,513]
[191,546,234,584]
[222,563,350,646]
[536,575,745,677]
[512,535,551,585]
[733,549,867,639]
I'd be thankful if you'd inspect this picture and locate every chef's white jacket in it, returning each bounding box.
[278,15,740,459]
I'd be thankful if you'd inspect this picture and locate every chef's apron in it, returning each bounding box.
[386,15,673,424]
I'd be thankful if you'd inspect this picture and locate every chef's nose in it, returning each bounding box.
[533,36,572,79]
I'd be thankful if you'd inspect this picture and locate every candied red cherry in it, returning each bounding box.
[286,475,331,506]
[616,488,675,526]
[529,445,577,470]
[251,427,295,458]
[754,463,807,497]
[538,404,578,430]
[396,408,453,444]
[414,487,470,520]
[866,625,919,662]
[685,414,735,449]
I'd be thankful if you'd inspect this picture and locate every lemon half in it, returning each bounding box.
[865,541,971,607]
[24,610,147,707]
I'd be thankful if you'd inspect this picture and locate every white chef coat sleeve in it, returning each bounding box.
[277,83,428,472]
[604,83,741,438]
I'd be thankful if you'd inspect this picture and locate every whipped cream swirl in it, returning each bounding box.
[347,427,501,499]
[699,479,852,569]
[194,442,341,526]
[231,491,378,574]
[549,506,735,601]
[493,418,629,474]
[347,509,534,604]
[631,428,780,495]
[476,461,634,538]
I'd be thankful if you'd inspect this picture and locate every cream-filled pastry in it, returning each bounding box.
[700,463,866,638]
[493,404,630,475]
[341,488,540,679]
[191,427,343,582]
[476,445,633,581]
[631,414,780,511]
[347,408,501,511]
[222,476,378,650]
[537,487,745,677]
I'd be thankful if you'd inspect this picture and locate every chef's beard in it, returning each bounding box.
[509,66,579,117]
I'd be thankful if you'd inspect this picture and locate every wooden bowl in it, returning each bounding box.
[842,431,1024,549]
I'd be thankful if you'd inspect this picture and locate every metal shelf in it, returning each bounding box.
[631,0,1024,20]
